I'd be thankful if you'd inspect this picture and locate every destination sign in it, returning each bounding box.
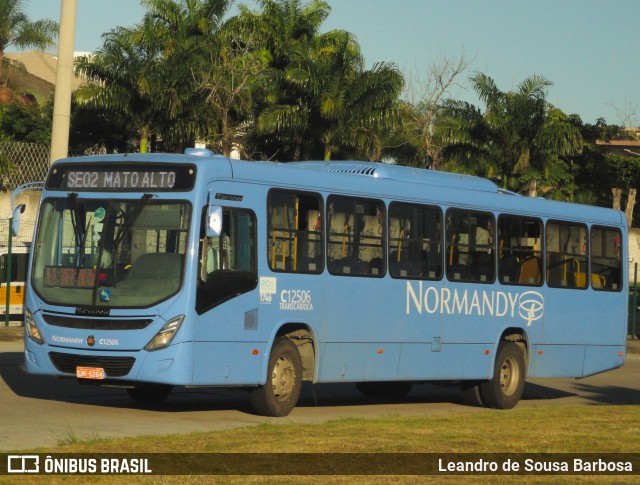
[46,163,197,191]
[66,170,176,189]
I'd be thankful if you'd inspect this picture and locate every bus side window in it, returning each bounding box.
[445,209,495,283]
[388,202,442,280]
[591,226,622,291]
[498,215,543,286]
[0,253,29,283]
[327,195,385,277]
[267,190,323,274]
[546,221,588,289]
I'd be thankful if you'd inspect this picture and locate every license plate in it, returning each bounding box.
[76,366,105,380]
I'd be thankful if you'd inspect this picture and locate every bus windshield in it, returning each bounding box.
[32,196,191,308]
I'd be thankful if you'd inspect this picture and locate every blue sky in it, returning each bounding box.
[22,0,640,125]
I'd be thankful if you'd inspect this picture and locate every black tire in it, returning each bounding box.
[460,380,485,407]
[126,383,173,403]
[479,341,525,409]
[355,381,413,398]
[250,337,302,417]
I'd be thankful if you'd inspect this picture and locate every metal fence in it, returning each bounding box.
[0,141,49,190]
[0,218,36,248]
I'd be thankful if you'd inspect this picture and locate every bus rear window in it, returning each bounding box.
[546,221,588,289]
[591,226,622,291]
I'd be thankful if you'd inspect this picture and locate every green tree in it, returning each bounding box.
[569,117,623,204]
[0,0,58,85]
[245,0,403,161]
[0,100,51,143]
[237,0,330,160]
[137,0,235,151]
[389,52,469,168]
[74,27,161,153]
[438,73,582,193]
[194,25,271,157]
[238,0,330,70]
[75,0,235,153]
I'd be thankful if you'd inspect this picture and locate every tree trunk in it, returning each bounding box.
[625,188,637,227]
[527,179,538,198]
[0,51,5,85]
[612,188,622,211]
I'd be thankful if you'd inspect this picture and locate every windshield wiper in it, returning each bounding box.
[91,194,152,306]
[66,193,93,268]
[113,194,153,252]
[67,193,82,264]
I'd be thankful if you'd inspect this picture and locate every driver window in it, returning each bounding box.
[196,206,257,314]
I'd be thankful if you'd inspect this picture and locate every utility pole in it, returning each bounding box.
[49,0,77,165]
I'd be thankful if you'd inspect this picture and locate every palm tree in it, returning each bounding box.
[249,0,403,161]
[138,0,235,150]
[238,0,330,69]
[0,0,58,85]
[438,73,582,193]
[75,0,234,153]
[235,0,328,159]
[74,27,161,153]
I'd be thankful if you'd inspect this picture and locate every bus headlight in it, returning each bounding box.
[26,309,44,344]
[145,315,184,351]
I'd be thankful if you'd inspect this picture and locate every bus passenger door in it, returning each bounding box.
[192,182,265,386]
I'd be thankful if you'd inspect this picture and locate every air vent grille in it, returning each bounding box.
[49,352,135,377]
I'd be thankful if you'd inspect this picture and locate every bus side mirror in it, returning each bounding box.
[11,204,25,237]
[206,205,223,238]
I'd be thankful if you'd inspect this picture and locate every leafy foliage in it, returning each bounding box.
[238,0,403,161]
[0,99,51,143]
[63,0,637,221]
[0,0,58,85]
[438,73,583,192]
[74,0,235,153]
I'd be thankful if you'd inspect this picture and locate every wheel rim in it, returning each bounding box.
[500,356,520,396]
[271,354,296,401]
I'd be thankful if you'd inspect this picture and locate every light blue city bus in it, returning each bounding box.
[21,149,627,416]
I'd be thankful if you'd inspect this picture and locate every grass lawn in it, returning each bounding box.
[7,405,639,484]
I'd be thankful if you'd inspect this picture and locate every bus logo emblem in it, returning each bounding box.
[518,291,544,326]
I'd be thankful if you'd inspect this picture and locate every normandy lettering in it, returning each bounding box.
[406,281,544,326]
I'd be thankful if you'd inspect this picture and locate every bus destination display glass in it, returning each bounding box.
[46,163,197,191]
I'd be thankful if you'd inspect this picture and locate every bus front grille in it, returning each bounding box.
[49,352,135,377]
[42,313,153,330]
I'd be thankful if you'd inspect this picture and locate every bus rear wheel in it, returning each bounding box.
[479,342,525,409]
[250,337,302,417]
[126,383,173,403]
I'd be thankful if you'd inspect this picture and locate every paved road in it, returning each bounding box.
[1,338,639,452]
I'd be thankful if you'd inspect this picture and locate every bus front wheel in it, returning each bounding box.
[250,337,302,417]
[479,341,525,409]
